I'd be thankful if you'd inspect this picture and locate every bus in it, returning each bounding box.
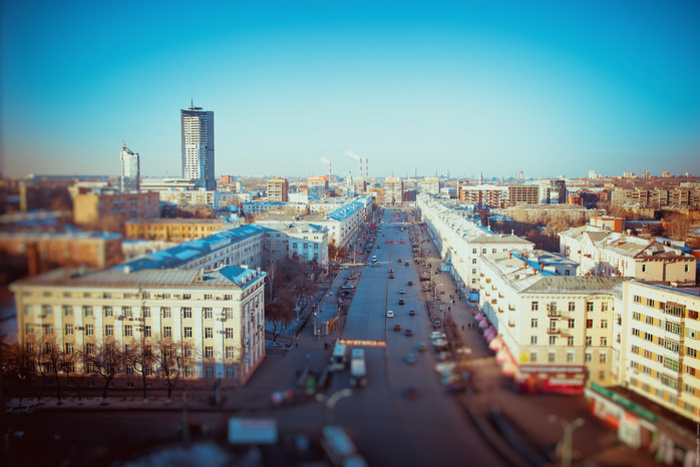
[349,348,367,387]
[320,425,368,467]
[329,340,348,372]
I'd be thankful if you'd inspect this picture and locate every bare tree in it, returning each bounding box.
[36,335,75,403]
[82,338,123,401]
[265,288,296,343]
[2,340,37,405]
[123,339,152,401]
[152,335,191,401]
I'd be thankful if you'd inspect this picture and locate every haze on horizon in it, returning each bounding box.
[1,0,699,180]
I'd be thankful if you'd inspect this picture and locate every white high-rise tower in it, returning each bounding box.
[120,141,140,193]
[181,101,215,191]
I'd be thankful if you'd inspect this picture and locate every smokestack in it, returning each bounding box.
[365,159,368,177]
[360,158,363,178]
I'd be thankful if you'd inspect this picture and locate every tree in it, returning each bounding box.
[123,339,152,401]
[82,338,123,401]
[152,335,191,400]
[663,212,691,241]
[265,288,296,343]
[2,340,37,405]
[36,335,74,403]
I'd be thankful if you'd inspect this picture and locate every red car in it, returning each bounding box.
[394,324,402,332]
[404,329,413,336]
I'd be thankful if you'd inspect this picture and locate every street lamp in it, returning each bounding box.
[548,415,584,467]
[316,388,353,424]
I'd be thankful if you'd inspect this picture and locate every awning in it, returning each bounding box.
[495,347,508,363]
[475,313,484,321]
[478,320,490,329]
[489,336,504,351]
[484,332,495,344]
[501,361,516,377]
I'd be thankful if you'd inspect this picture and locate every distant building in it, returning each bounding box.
[125,218,229,242]
[120,142,140,193]
[508,185,539,206]
[307,176,328,198]
[267,178,289,202]
[181,103,215,191]
[382,177,403,205]
[458,184,508,208]
[158,190,219,208]
[538,179,566,204]
[420,177,440,195]
[353,179,367,195]
[73,192,160,230]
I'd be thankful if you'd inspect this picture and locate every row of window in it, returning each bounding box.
[527,350,607,364]
[28,305,241,320]
[528,335,608,347]
[531,301,609,312]
[27,323,239,340]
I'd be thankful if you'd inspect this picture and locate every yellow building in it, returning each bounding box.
[125,218,228,242]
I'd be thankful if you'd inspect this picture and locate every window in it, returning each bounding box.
[585,352,592,362]
[182,294,191,300]
[531,318,538,328]
[183,307,192,318]
[567,352,574,363]
[184,347,192,358]
[530,336,538,345]
[163,326,172,338]
[205,366,214,378]
[184,327,192,338]
[105,324,114,336]
[205,327,213,339]
[549,336,557,346]
[63,323,73,335]
[531,301,539,311]
[600,337,607,346]
[226,346,234,359]
[63,305,73,316]
[85,324,94,336]
[85,343,95,355]
[65,343,73,354]
[472,259,477,264]
[224,308,233,319]
[86,362,95,374]
[143,307,151,318]
[24,305,32,315]
[632,312,641,321]
[568,336,574,346]
[529,352,537,362]
[600,353,607,363]
[225,328,233,339]
[642,264,647,272]
[204,308,213,319]
[586,302,594,312]
[601,319,608,329]
[227,367,235,379]
[25,324,33,335]
[162,307,171,318]
[586,319,593,329]
[665,322,682,335]
[687,347,697,358]
[568,319,575,329]
[205,346,214,358]
[472,248,477,254]
[144,326,151,337]
[548,352,556,363]
[224,294,232,300]
[568,302,575,312]
[645,315,654,325]
[126,365,134,376]
[104,306,113,317]
[124,325,133,337]
[42,305,52,316]
[601,303,609,312]
[123,306,132,317]
[585,336,592,346]
[124,344,132,354]
[549,302,557,312]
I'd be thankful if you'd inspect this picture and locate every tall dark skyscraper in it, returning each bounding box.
[181,102,215,191]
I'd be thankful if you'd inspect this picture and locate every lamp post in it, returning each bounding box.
[548,415,584,467]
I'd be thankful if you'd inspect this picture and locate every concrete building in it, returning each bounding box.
[353,179,367,195]
[267,178,289,202]
[420,177,440,195]
[0,230,124,275]
[125,218,229,242]
[538,179,566,204]
[307,176,328,198]
[479,251,623,394]
[159,190,219,208]
[382,177,403,205]
[264,223,329,268]
[507,185,539,206]
[181,104,215,191]
[120,143,140,194]
[11,265,266,387]
[458,184,508,208]
[73,192,160,230]
[559,225,696,283]
[140,178,198,193]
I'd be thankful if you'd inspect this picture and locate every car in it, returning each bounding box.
[398,259,402,263]
[6,404,35,414]
[386,310,394,318]
[433,320,441,329]
[377,245,381,249]
[429,331,446,340]
[389,269,394,274]
[394,323,401,332]
[405,353,416,364]
[399,288,405,294]
[389,274,394,279]
[434,362,457,375]
[404,262,409,267]
[338,266,348,270]
[409,309,415,316]
[404,329,413,336]
[398,299,404,305]
[341,285,355,290]
[417,342,428,352]
[407,281,413,286]
[432,340,449,351]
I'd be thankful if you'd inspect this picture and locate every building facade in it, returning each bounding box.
[267,178,289,202]
[73,192,160,229]
[181,104,215,191]
[125,219,229,242]
[382,177,403,205]
[120,143,140,194]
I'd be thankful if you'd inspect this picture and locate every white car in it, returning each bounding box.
[386,310,394,318]
[429,331,446,340]
[339,266,349,270]
[399,289,405,294]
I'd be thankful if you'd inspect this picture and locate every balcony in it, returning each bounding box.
[547,310,561,318]
[546,328,561,335]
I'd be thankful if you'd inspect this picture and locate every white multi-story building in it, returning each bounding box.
[479,251,623,394]
[420,177,440,195]
[181,103,215,191]
[11,266,266,386]
[559,225,696,283]
[263,224,329,268]
[621,281,699,422]
[120,142,140,194]
[382,177,403,205]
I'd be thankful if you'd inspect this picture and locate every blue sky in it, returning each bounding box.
[1,0,699,179]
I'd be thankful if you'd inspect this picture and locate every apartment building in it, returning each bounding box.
[73,192,160,228]
[507,185,539,206]
[458,184,508,207]
[622,281,699,422]
[158,190,219,208]
[307,176,328,198]
[559,225,696,283]
[479,251,623,394]
[266,177,289,202]
[263,224,329,268]
[11,265,265,387]
[382,177,403,205]
[420,177,440,195]
[125,218,229,242]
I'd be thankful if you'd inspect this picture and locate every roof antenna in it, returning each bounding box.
[190,97,194,108]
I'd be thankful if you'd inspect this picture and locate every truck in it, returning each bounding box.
[349,348,367,388]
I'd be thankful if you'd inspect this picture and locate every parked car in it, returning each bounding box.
[404,329,413,337]
[386,310,394,318]
[339,266,348,270]
[389,269,394,274]
[436,351,450,361]
[433,340,449,351]
[6,404,35,414]
[433,320,441,328]
[341,285,355,290]
[429,331,446,340]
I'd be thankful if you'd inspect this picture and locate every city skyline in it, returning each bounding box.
[1,1,700,179]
